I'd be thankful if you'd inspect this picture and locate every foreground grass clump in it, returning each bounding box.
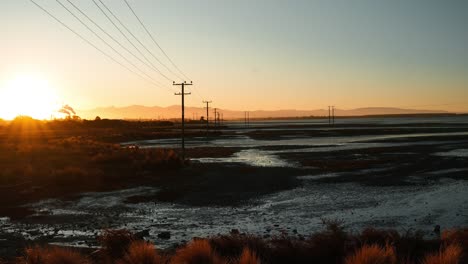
[345,244,397,264]
[117,241,162,264]
[18,246,90,264]
[170,239,224,264]
[422,244,462,264]
[97,229,136,262]
[8,224,468,264]
[237,248,260,264]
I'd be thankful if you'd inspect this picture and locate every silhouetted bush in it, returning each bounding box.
[98,229,135,262]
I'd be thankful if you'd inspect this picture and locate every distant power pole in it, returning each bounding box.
[332,106,335,125]
[213,108,218,127]
[174,81,192,161]
[328,106,331,125]
[203,100,212,131]
[245,111,247,127]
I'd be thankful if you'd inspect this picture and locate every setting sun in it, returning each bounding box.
[0,74,59,120]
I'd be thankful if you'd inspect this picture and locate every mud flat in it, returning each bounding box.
[1,119,468,255]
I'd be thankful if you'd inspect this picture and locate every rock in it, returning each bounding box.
[158,231,171,240]
[263,234,270,239]
[230,229,240,235]
[135,229,150,239]
[292,229,298,234]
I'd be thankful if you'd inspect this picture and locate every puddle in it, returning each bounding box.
[193,149,293,167]
[435,149,468,158]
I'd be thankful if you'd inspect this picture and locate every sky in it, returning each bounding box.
[1,0,467,116]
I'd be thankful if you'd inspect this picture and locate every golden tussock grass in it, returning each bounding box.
[117,240,162,264]
[345,244,397,264]
[170,239,225,264]
[237,248,260,264]
[18,246,89,264]
[422,244,462,264]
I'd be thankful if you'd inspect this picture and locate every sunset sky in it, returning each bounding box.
[1,0,467,119]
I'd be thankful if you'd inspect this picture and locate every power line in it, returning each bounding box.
[55,0,170,91]
[91,0,173,84]
[94,0,176,83]
[28,0,164,90]
[123,0,191,81]
[122,0,207,100]
[64,0,172,88]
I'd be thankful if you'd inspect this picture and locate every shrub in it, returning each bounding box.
[422,244,462,264]
[209,235,268,261]
[237,248,260,264]
[345,244,397,264]
[442,229,468,249]
[18,245,89,264]
[359,228,400,246]
[117,240,162,264]
[170,239,225,264]
[98,229,135,261]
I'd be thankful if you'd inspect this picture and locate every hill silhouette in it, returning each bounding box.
[76,106,448,120]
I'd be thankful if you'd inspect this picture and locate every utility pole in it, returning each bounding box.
[328,106,331,125]
[332,106,335,125]
[213,108,218,127]
[203,100,212,131]
[174,81,192,161]
[244,111,247,127]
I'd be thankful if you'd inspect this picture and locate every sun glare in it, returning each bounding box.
[0,74,59,120]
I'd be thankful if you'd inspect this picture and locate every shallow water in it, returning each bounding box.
[6,178,467,249]
[2,117,468,249]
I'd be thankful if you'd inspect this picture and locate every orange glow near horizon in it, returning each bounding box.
[0,74,60,120]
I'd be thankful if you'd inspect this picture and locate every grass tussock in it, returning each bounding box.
[237,248,260,264]
[422,244,463,264]
[18,246,90,264]
[345,244,397,264]
[98,229,135,262]
[4,225,468,264]
[170,239,224,264]
[117,240,162,264]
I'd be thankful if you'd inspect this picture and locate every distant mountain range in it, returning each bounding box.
[76,105,449,120]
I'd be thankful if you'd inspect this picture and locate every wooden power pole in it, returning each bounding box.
[203,100,212,132]
[174,81,192,160]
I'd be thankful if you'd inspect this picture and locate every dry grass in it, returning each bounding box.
[18,246,89,264]
[345,244,397,264]
[170,239,225,264]
[117,240,162,264]
[5,226,468,264]
[98,229,135,261]
[422,244,462,264]
[237,248,260,264]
